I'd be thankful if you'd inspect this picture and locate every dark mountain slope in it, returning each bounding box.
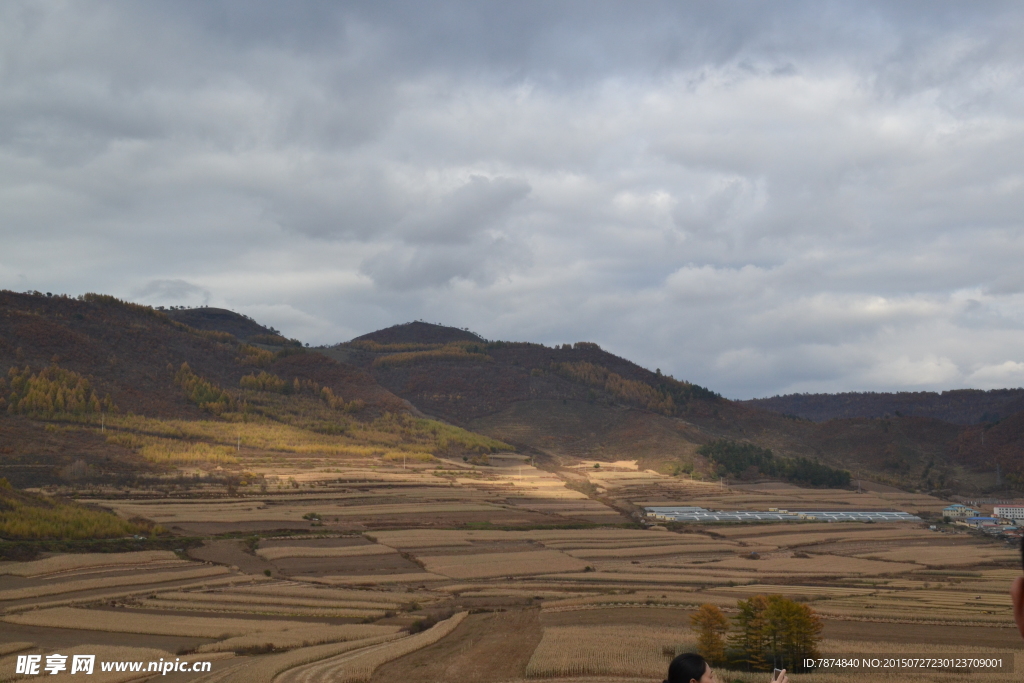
[163,307,277,342]
[326,323,1006,494]
[351,321,484,345]
[0,291,406,419]
[742,389,1024,425]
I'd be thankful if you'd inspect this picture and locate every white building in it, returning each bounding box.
[993,505,1024,521]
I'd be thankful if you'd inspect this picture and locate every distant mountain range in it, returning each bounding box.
[742,390,1024,425]
[2,292,1022,496]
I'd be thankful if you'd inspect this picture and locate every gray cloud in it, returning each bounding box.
[2,1,1024,398]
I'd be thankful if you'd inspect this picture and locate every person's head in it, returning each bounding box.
[1012,542,1024,640]
[665,653,714,683]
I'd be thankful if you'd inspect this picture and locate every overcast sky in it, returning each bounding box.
[3,1,1024,399]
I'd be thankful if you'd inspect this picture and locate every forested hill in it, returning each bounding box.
[741,389,1024,425]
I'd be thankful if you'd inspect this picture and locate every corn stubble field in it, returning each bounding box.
[3,455,1024,683]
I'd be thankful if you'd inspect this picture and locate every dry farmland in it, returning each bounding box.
[4,460,1023,683]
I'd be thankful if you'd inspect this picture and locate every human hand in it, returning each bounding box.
[771,668,789,683]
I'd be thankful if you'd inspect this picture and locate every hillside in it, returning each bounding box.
[0,292,505,491]
[351,321,484,345]
[322,327,1009,495]
[742,389,1024,425]
[162,307,286,343]
[4,296,1021,497]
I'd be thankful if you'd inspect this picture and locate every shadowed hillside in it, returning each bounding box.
[0,292,466,489]
[352,321,484,345]
[162,307,282,343]
[6,299,1021,497]
[0,292,404,420]
[322,324,1009,494]
[742,389,1024,425]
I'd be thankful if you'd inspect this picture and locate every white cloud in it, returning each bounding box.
[2,2,1024,398]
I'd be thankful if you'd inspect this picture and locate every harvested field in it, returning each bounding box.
[0,566,230,601]
[137,599,385,619]
[851,546,1018,566]
[257,546,397,561]
[297,573,448,585]
[190,634,403,683]
[271,553,422,577]
[525,625,695,678]
[710,584,883,598]
[151,590,402,610]
[188,539,277,575]
[197,624,402,653]
[564,544,736,558]
[420,550,588,580]
[226,584,420,604]
[368,609,543,683]
[3,607,317,638]
[275,611,468,683]
[0,642,32,656]
[0,551,179,577]
[98,499,503,523]
[703,555,920,575]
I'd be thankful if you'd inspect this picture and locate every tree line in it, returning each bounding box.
[691,596,822,672]
[698,440,851,487]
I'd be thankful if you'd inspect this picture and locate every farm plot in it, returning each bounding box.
[150,590,403,611]
[197,624,403,653]
[298,572,449,585]
[3,607,318,638]
[257,545,398,561]
[698,554,920,576]
[0,565,231,602]
[274,611,468,683]
[137,598,385,619]
[419,550,588,580]
[224,584,423,605]
[709,584,885,599]
[563,543,742,559]
[850,545,1018,567]
[0,551,180,577]
[524,625,696,678]
[93,499,504,524]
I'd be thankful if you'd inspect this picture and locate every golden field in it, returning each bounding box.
[3,457,1022,683]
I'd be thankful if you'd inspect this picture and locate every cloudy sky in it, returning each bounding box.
[3,1,1024,399]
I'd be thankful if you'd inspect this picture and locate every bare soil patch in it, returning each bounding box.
[541,607,696,628]
[369,609,542,683]
[172,521,314,535]
[0,621,214,653]
[188,539,276,575]
[821,619,1024,648]
[259,537,372,549]
[273,554,422,577]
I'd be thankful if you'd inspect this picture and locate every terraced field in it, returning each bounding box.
[5,463,1023,682]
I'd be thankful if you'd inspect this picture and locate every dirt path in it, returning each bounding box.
[368,609,543,683]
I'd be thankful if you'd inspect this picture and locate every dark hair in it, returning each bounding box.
[665,653,708,683]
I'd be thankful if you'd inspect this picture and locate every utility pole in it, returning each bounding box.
[237,435,241,452]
